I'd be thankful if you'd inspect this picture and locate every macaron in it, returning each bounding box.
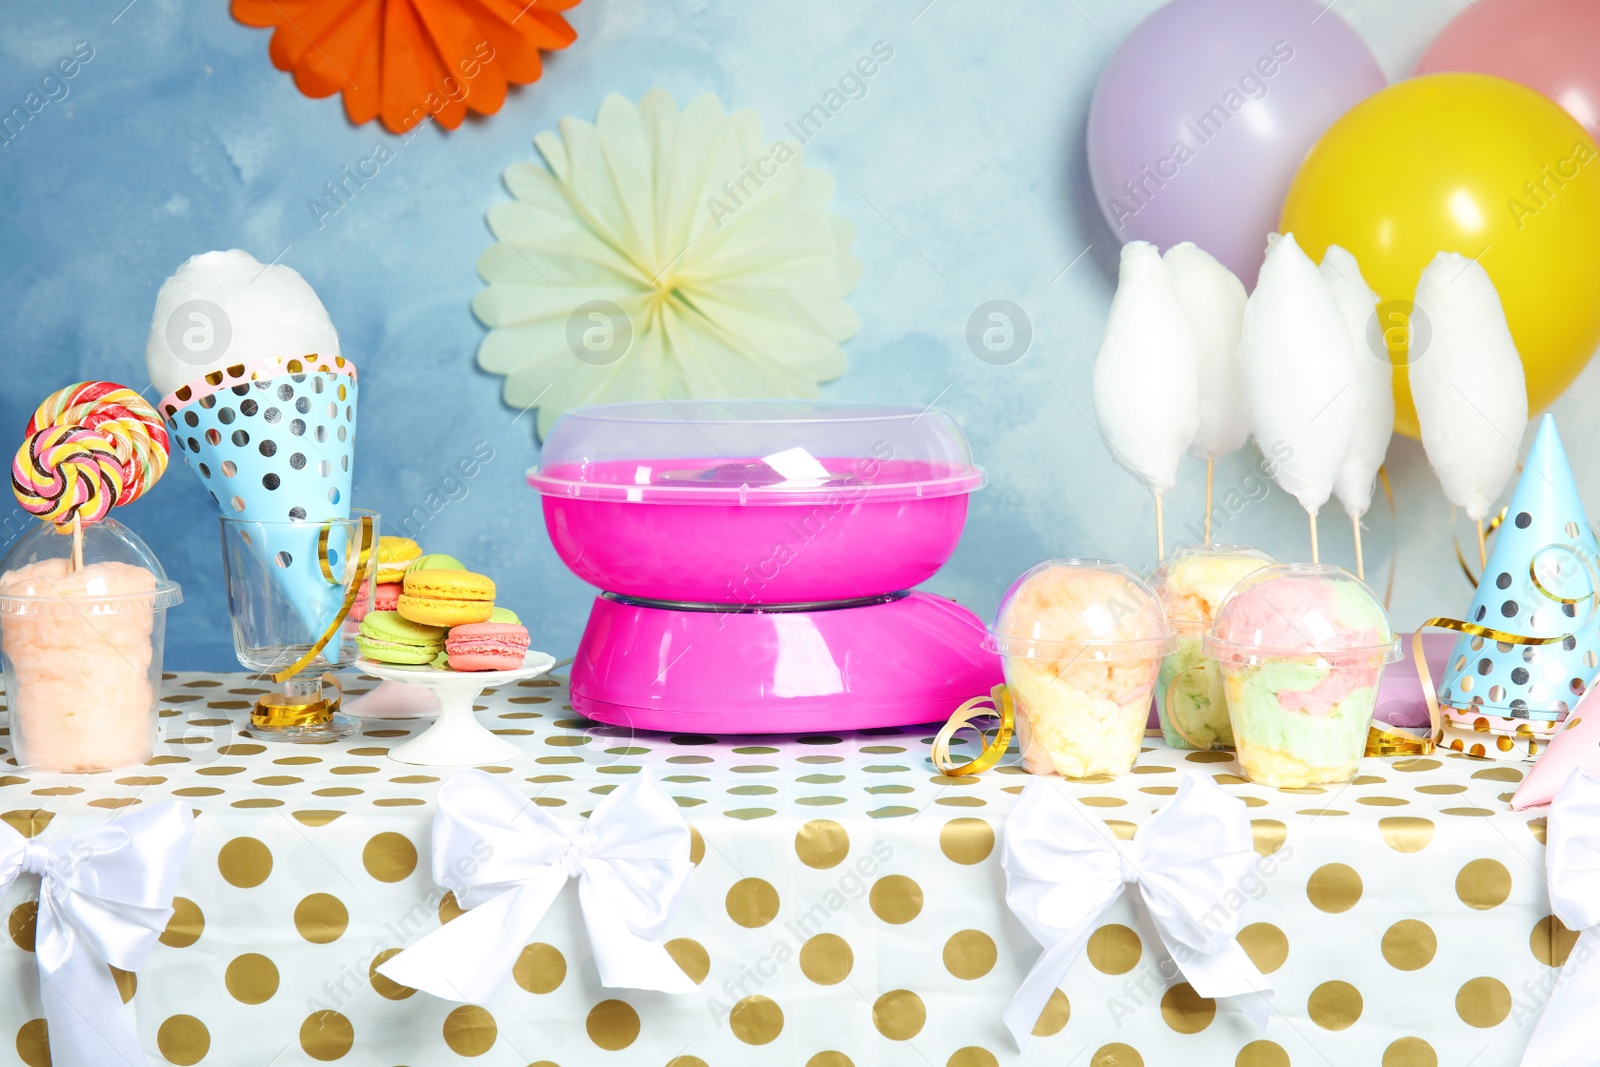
[406,553,464,574]
[398,568,495,627]
[375,536,422,583]
[443,614,531,671]
[349,581,401,622]
[357,611,445,665]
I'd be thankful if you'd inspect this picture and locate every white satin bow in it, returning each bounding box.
[1520,769,1600,1066]
[378,768,698,1003]
[1002,771,1273,1046]
[0,802,195,1067]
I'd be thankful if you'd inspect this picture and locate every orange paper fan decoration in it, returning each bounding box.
[231,0,580,134]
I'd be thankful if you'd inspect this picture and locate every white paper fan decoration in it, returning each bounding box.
[475,89,862,436]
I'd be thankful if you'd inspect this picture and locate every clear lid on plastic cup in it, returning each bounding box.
[0,517,183,616]
[1149,543,1277,637]
[527,400,985,506]
[1204,562,1399,668]
[989,558,1176,663]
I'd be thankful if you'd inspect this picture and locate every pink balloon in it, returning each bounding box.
[1086,0,1385,285]
[1416,0,1600,133]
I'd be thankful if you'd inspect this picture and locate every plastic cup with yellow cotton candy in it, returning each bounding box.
[1150,544,1276,750]
[1206,563,1400,788]
[990,560,1175,778]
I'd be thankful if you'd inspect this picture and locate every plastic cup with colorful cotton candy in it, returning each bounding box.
[1150,543,1276,750]
[990,560,1176,778]
[147,250,359,655]
[1206,563,1400,788]
[2,382,181,772]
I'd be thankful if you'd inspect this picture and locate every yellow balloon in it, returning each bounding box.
[1282,73,1600,438]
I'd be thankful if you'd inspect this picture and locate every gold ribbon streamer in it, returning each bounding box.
[1365,628,1445,757]
[272,515,374,684]
[1455,507,1507,588]
[1527,548,1596,609]
[253,673,344,727]
[1407,545,1600,746]
[1163,662,1229,751]
[1397,611,1574,757]
[316,523,339,584]
[931,685,1015,777]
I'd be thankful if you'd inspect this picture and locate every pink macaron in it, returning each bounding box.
[445,622,530,671]
[350,582,402,622]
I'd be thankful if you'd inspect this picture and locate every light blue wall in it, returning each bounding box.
[10,0,1575,671]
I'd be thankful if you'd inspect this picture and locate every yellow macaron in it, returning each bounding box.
[375,536,423,583]
[397,568,495,627]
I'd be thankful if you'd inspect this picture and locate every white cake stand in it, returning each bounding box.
[356,652,557,766]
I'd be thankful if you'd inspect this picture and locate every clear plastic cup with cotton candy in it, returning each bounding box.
[0,518,182,772]
[1206,563,1400,788]
[990,560,1175,778]
[1150,544,1276,750]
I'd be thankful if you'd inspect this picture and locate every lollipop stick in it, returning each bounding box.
[1204,457,1214,543]
[1476,520,1488,571]
[1154,492,1165,561]
[71,514,82,572]
[1352,512,1365,582]
[1309,511,1320,565]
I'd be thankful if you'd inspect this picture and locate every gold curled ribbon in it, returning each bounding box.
[1404,542,1600,748]
[1364,628,1448,758]
[273,515,375,684]
[316,523,338,583]
[1455,506,1507,588]
[1390,614,1575,758]
[1163,662,1230,751]
[931,685,1015,777]
[252,673,344,728]
[1527,548,1597,610]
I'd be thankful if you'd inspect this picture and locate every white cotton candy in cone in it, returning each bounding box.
[145,250,341,398]
[1239,232,1356,516]
[1164,242,1249,461]
[1410,253,1528,523]
[1092,241,1199,496]
[1320,246,1392,519]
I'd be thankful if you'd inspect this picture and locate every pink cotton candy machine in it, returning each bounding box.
[529,400,1002,732]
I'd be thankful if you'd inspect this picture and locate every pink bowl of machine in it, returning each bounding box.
[530,400,985,604]
[529,400,1002,733]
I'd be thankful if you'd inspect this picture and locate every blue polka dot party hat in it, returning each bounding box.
[1436,415,1600,759]
[159,358,360,652]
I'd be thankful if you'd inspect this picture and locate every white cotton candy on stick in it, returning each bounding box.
[1239,232,1356,539]
[1321,245,1392,520]
[1164,242,1249,461]
[1410,252,1528,523]
[1092,241,1200,555]
[145,250,342,398]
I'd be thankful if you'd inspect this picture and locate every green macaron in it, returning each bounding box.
[357,610,446,665]
[405,553,465,575]
[487,607,521,625]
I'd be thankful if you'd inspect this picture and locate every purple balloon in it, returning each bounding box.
[1086,0,1385,285]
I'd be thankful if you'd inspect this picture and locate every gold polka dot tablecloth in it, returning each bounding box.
[0,671,1572,1067]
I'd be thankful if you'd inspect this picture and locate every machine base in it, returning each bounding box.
[570,590,1003,733]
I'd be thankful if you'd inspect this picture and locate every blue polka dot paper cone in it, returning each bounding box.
[1436,416,1600,758]
[162,365,358,648]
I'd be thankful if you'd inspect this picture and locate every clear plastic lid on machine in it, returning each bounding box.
[529,399,984,504]
[528,400,988,606]
[528,400,1000,733]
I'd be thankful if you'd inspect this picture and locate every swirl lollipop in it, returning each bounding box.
[12,382,170,537]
